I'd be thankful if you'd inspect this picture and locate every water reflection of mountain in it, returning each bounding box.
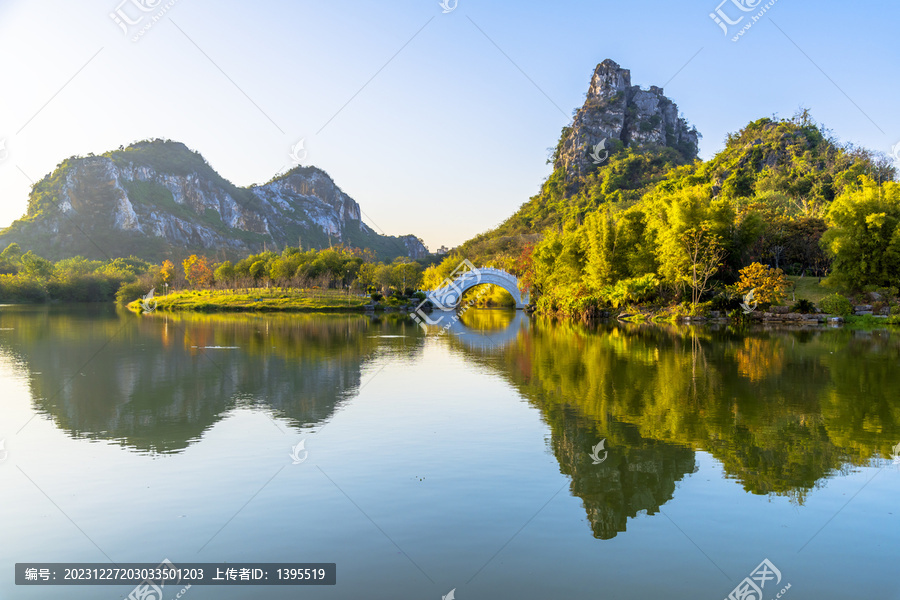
[450,312,900,536]
[0,307,422,454]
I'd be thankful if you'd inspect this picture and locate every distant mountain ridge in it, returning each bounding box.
[0,140,427,262]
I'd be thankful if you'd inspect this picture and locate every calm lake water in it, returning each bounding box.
[1,305,898,599]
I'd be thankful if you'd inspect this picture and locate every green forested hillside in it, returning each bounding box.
[428,113,897,316]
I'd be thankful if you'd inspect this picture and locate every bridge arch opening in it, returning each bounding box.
[427,267,530,310]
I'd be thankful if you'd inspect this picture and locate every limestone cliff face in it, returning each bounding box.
[555,59,699,178]
[4,141,427,261]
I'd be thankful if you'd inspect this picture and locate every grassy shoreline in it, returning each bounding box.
[120,281,900,330]
[126,288,373,313]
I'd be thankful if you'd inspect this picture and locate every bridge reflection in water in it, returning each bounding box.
[423,309,530,351]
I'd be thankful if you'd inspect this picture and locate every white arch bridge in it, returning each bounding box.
[426,266,530,310]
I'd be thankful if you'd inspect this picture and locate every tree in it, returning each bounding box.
[583,210,620,291]
[782,218,828,276]
[733,262,790,306]
[268,256,297,286]
[357,262,379,292]
[214,261,235,287]
[821,178,900,289]
[374,264,395,293]
[160,260,175,285]
[0,243,23,266]
[20,251,55,279]
[183,255,213,288]
[681,226,727,306]
[513,242,536,294]
[249,260,268,284]
[392,260,422,293]
[652,185,733,301]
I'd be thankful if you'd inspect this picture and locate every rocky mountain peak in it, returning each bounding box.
[1,141,428,262]
[555,59,699,178]
[587,59,631,102]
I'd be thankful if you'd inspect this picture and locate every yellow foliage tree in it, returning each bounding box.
[182,255,214,288]
[160,260,175,284]
[734,262,790,306]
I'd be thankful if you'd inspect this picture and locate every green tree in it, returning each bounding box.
[20,251,55,279]
[681,226,727,306]
[374,264,395,293]
[651,186,732,303]
[214,261,235,286]
[583,210,620,291]
[821,178,900,289]
[0,243,23,269]
[268,257,297,285]
[392,260,422,292]
[249,260,268,284]
[357,262,379,291]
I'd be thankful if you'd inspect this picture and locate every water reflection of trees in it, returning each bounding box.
[4,306,899,539]
[544,403,695,540]
[451,313,900,537]
[0,307,422,454]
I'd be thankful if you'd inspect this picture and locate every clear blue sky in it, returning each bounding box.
[1,0,897,251]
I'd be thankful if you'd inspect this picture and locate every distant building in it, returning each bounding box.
[436,245,450,255]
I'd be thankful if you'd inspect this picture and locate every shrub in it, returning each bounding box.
[790,298,816,314]
[689,301,712,317]
[710,290,742,312]
[876,286,898,300]
[819,293,853,316]
[606,274,660,309]
[115,280,152,306]
[370,292,384,302]
[0,275,48,302]
[732,262,790,307]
